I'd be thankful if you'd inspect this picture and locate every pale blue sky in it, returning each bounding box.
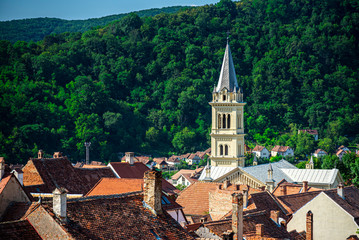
[0,0,219,21]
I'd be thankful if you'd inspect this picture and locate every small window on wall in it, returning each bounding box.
[223,95,226,101]
[220,145,223,155]
[225,145,228,155]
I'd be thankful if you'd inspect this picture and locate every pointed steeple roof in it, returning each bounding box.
[216,42,239,92]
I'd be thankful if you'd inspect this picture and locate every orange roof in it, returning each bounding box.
[81,165,107,169]
[0,173,12,194]
[153,157,167,165]
[271,145,291,153]
[171,169,196,180]
[314,149,327,154]
[176,182,260,216]
[272,179,321,197]
[252,145,265,152]
[86,178,143,196]
[86,177,178,196]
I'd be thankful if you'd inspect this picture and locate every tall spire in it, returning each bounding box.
[216,41,239,92]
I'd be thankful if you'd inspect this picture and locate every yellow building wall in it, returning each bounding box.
[287,192,359,240]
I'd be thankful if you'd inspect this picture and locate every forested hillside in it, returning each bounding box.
[0,6,187,42]
[1,0,358,164]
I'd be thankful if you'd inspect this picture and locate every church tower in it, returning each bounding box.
[209,41,246,167]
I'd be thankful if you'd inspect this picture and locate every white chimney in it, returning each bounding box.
[11,168,23,186]
[53,188,68,222]
[38,150,44,159]
[125,152,135,165]
[0,157,5,180]
[337,182,344,199]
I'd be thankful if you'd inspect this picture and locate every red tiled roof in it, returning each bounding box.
[109,162,150,178]
[22,157,115,194]
[204,148,211,154]
[204,210,291,239]
[40,193,194,239]
[252,145,265,152]
[176,182,260,216]
[324,186,359,222]
[272,179,321,196]
[153,158,167,165]
[167,155,181,163]
[181,174,198,184]
[271,145,291,153]
[276,191,322,214]
[176,182,221,215]
[0,219,42,240]
[314,148,327,154]
[171,170,196,180]
[86,177,178,197]
[0,173,11,195]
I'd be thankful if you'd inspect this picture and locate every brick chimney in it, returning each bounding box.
[232,193,243,240]
[125,152,135,165]
[302,181,308,193]
[270,210,280,224]
[256,224,264,237]
[337,182,344,199]
[280,185,287,196]
[0,157,5,180]
[306,211,313,240]
[242,189,248,209]
[143,169,163,216]
[53,188,68,222]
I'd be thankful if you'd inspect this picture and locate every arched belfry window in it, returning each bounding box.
[238,114,241,129]
[223,95,226,101]
[220,145,223,155]
[227,114,231,129]
[218,114,222,129]
[225,145,228,155]
[223,114,226,128]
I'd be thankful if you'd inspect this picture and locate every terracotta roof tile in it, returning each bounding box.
[176,182,260,216]
[22,157,115,194]
[276,191,322,214]
[252,145,265,152]
[109,162,150,178]
[314,149,327,154]
[271,145,291,153]
[272,179,321,196]
[0,219,42,240]
[0,173,11,195]
[41,193,194,239]
[86,177,178,197]
[172,170,196,180]
[176,182,222,215]
[203,210,291,239]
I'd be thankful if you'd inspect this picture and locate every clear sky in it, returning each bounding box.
[0,0,219,21]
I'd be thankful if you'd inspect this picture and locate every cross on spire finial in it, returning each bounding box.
[226,31,230,43]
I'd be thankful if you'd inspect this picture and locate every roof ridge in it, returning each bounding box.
[69,191,143,203]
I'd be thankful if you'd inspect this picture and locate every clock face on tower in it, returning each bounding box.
[210,42,246,168]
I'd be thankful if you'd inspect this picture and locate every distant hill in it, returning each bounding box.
[0,6,189,42]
